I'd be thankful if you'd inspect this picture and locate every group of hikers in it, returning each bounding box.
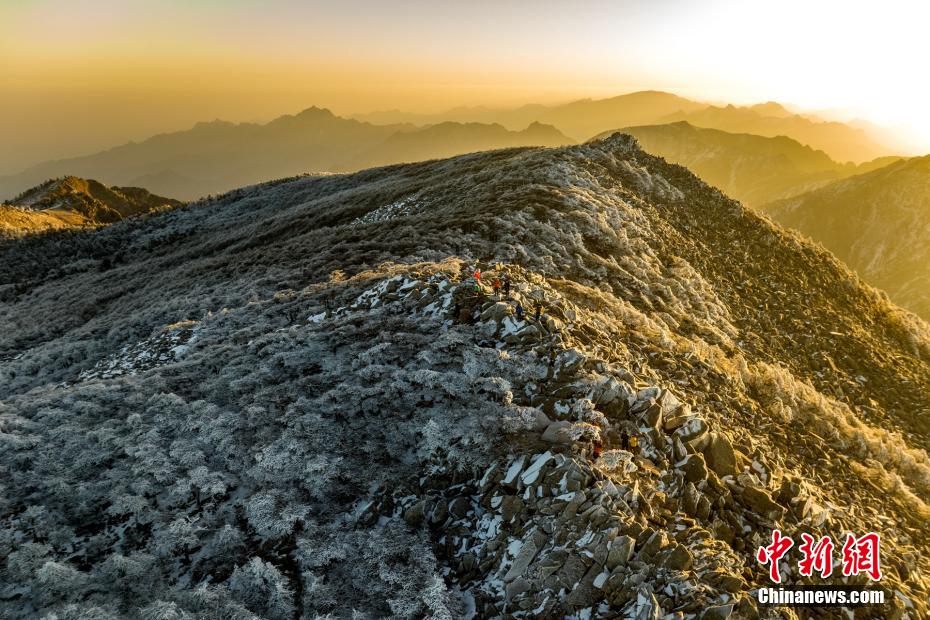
[465,261,646,461]
[469,264,545,323]
[589,429,641,460]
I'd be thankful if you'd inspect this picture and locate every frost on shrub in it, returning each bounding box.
[227,557,295,620]
[33,561,87,608]
[597,449,638,474]
[567,421,601,442]
[245,492,305,540]
[502,405,544,433]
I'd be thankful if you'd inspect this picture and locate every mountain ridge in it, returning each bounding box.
[1,135,928,617]
[353,91,899,161]
[596,121,906,206]
[1,176,183,237]
[1,91,901,203]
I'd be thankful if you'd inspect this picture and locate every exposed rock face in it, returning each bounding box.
[1,135,928,618]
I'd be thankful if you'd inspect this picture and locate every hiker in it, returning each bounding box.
[534,301,543,322]
[628,433,640,455]
[492,277,502,295]
[592,440,603,459]
[473,266,481,282]
[503,275,511,297]
[515,303,525,321]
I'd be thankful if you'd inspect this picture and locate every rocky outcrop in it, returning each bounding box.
[347,270,858,618]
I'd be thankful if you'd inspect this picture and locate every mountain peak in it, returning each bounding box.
[294,105,337,119]
[8,175,183,225]
[749,101,793,117]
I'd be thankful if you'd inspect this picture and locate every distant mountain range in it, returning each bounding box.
[0,176,182,236]
[1,91,905,202]
[606,122,903,207]
[656,103,892,163]
[764,156,930,321]
[352,90,705,138]
[342,121,571,171]
[0,108,570,201]
[355,91,898,162]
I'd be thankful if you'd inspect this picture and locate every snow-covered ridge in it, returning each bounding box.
[2,136,930,619]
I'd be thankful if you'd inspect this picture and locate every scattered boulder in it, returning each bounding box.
[680,453,708,482]
[701,432,739,477]
[481,301,512,322]
[541,421,574,444]
[674,415,709,445]
[662,544,694,571]
[739,485,785,520]
[606,535,636,570]
[504,540,540,582]
[702,603,734,619]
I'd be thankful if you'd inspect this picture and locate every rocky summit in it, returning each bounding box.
[1,175,184,237]
[1,135,929,619]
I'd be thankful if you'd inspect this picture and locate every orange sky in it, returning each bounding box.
[2,0,929,172]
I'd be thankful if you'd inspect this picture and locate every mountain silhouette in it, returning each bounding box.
[355,91,897,162]
[765,155,930,320]
[598,121,903,206]
[341,121,571,170]
[661,104,891,163]
[0,109,571,201]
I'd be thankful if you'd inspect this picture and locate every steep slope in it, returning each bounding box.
[765,155,930,321]
[662,105,891,163]
[1,136,929,618]
[596,122,904,207]
[342,121,573,169]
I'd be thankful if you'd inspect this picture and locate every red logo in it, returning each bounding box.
[841,533,882,581]
[757,530,882,583]
[756,529,794,583]
[798,533,834,578]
